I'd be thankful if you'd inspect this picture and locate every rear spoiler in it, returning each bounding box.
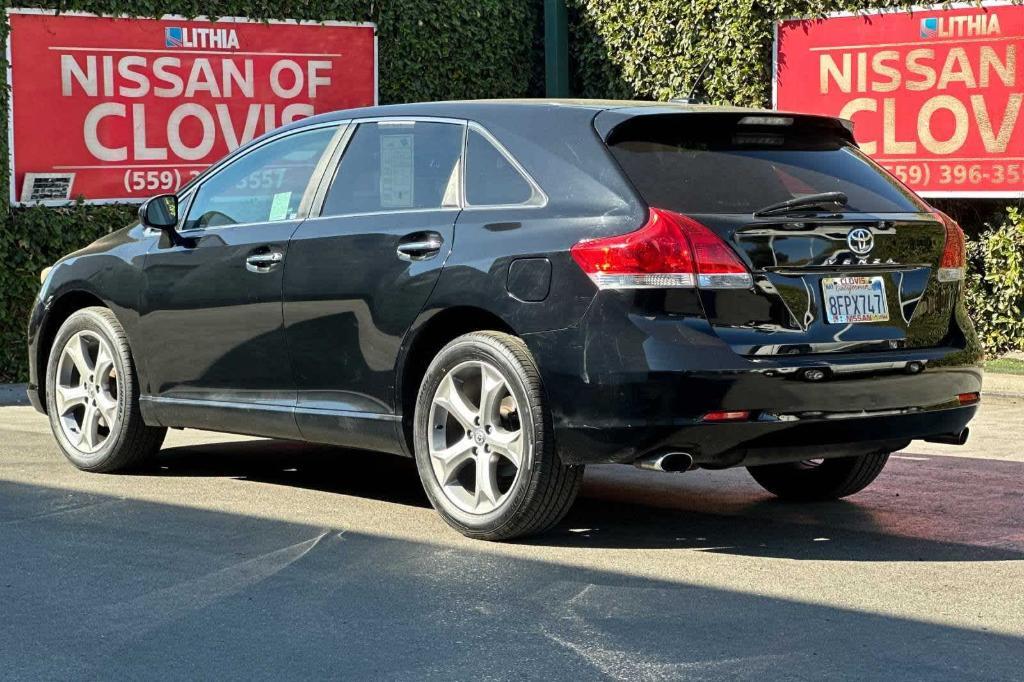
[594,108,856,146]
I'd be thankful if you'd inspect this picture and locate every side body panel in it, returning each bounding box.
[283,210,458,453]
[130,121,344,438]
[136,222,303,439]
[406,105,646,333]
[395,106,647,443]
[137,222,300,402]
[26,225,154,412]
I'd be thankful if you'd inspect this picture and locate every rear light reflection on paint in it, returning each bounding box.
[702,410,751,422]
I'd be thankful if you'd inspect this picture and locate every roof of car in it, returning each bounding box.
[245,98,847,168]
[289,98,790,129]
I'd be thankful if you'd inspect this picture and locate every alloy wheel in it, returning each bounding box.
[427,360,527,514]
[54,331,119,453]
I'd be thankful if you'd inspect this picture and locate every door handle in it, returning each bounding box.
[246,249,284,273]
[396,232,443,261]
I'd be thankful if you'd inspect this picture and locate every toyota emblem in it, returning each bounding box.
[847,228,874,256]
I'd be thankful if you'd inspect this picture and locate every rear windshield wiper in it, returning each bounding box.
[753,191,848,217]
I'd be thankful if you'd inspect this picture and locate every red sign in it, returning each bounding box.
[775,2,1024,197]
[6,9,376,204]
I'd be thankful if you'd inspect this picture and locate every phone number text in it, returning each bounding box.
[880,161,1024,187]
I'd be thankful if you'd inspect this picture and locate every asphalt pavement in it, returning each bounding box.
[1,398,1022,680]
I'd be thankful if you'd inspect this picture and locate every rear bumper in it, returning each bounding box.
[524,294,983,467]
[549,402,976,468]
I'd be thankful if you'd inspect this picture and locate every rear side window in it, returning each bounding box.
[322,120,462,215]
[606,114,927,214]
[465,129,536,206]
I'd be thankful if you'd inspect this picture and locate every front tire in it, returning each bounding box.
[45,307,166,472]
[413,331,583,541]
[746,452,890,501]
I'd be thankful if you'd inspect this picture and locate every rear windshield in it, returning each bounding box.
[605,114,927,214]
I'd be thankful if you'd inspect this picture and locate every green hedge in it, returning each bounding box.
[569,0,1007,105]
[967,208,1024,355]
[0,0,541,382]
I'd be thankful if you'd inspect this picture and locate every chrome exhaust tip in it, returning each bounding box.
[923,427,970,446]
[633,451,694,473]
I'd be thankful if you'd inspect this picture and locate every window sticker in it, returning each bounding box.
[380,133,414,208]
[268,191,292,221]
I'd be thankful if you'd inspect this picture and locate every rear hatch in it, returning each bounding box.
[600,111,965,356]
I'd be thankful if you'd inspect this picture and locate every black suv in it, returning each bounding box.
[27,100,982,540]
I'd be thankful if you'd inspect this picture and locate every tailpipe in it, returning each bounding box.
[923,427,970,446]
[633,451,694,473]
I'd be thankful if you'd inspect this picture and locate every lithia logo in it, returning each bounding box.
[920,13,1001,39]
[165,26,240,49]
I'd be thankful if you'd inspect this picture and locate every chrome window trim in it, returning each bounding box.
[302,207,462,223]
[177,216,306,233]
[442,155,463,209]
[309,122,357,218]
[345,115,467,126]
[461,121,548,210]
[298,124,350,217]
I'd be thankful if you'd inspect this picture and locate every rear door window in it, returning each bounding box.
[321,120,463,216]
[605,114,927,214]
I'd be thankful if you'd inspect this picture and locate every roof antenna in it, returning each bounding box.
[671,59,711,105]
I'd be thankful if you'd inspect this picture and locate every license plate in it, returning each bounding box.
[822,276,889,324]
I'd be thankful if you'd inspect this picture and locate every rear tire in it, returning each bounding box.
[746,452,890,501]
[45,307,166,473]
[413,331,583,541]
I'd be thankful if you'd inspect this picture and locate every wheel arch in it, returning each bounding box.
[35,290,125,413]
[396,306,516,454]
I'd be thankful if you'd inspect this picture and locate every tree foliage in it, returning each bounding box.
[966,207,1024,355]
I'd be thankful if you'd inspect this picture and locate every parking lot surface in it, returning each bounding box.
[1,399,1023,680]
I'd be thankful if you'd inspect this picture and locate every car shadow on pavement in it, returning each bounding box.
[150,439,1024,562]
[151,439,431,508]
[549,455,1024,560]
[544,495,1024,561]
[2,478,1023,679]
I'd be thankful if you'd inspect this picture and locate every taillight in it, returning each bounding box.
[936,211,966,282]
[570,208,752,290]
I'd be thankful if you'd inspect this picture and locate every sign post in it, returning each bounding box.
[5,9,377,205]
[775,1,1024,197]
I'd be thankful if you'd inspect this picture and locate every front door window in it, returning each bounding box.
[184,126,337,230]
